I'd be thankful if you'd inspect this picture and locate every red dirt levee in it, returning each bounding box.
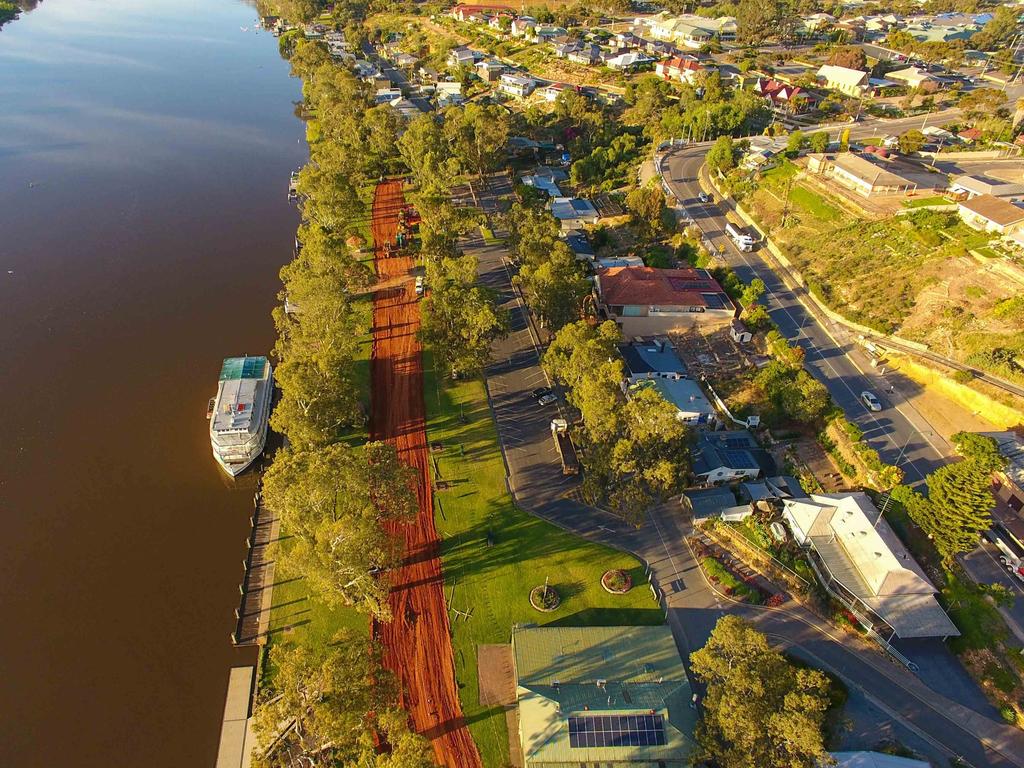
[369,180,483,768]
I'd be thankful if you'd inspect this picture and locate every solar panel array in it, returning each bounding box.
[567,714,666,748]
[701,292,726,309]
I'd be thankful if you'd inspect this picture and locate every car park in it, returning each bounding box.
[860,391,882,412]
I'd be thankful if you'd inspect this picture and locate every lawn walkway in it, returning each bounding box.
[423,357,662,768]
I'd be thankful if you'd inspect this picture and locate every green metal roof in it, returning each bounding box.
[512,625,696,765]
[219,356,268,381]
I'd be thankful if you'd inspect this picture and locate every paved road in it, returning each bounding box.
[660,143,949,485]
[469,218,1024,768]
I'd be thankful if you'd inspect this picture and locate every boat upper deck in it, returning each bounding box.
[212,357,271,435]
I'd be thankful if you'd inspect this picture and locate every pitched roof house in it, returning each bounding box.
[595,266,734,335]
[784,493,959,639]
[816,64,869,96]
[513,625,697,767]
[957,194,1024,235]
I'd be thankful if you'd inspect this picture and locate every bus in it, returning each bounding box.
[726,222,755,252]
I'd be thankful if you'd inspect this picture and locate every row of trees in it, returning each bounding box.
[397,108,512,378]
[256,31,435,768]
[543,322,691,523]
[503,203,590,330]
[891,431,1003,564]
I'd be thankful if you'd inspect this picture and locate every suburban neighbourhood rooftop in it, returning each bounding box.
[596,266,730,309]
[783,493,959,639]
[958,194,1024,228]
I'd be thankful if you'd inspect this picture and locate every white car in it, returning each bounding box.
[860,391,882,412]
[415,276,425,297]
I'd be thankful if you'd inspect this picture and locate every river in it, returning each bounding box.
[0,1,305,764]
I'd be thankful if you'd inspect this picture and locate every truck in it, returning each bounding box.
[725,222,754,252]
[985,524,1024,583]
[550,418,579,476]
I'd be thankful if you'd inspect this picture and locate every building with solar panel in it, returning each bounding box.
[511,625,696,767]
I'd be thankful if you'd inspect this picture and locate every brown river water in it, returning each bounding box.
[0,1,305,764]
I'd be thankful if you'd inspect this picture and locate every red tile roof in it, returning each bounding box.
[598,267,729,308]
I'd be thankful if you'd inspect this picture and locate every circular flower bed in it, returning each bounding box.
[601,569,633,594]
[529,585,561,612]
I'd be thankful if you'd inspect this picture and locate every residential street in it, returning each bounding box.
[660,142,951,485]
[470,220,1024,768]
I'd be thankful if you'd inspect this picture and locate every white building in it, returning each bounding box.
[499,73,536,98]
[783,493,959,640]
[816,64,869,96]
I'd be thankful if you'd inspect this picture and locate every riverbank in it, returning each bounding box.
[0,1,307,763]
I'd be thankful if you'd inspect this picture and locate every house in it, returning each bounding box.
[656,56,704,84]
[610,31,643,50]
[594,266,734,335]
[957,127,983,143]
[753,78,812,112]
[807,153,923,197]
[651,16,716,49]
[476,59,507,82]
[521,173,563,197]
[499,73,536,99]
[741,476,807,504]
[885,66,938,90]
[542,82,576,102]
[905,21,978,43]
[552,41,583,58]
[604,52,654,71]
[682,486,746,521]
[597,255,646,268]
[550,197,599,229]
[532,25,567,43]
[393,52,419,69]
[563,229,594,261]
[447,46,481,68]
[618,337,687,382]
[435,80,464,107]
[628,376,717,427]
[692,430,773,485]
[417,65,439,83]
[829,752,931,768]
[450,3,513,22]
[386,97,422,121]
[512,625,697,768]
[374,87,403,104]
[783,492,959,640]
[510,16,536,37]
[568,44,603,66]
[802,12,836,33]
[816,64,869,96]
[957,194,1024,236]
[984,431,1024,514]
[949,175,1024,200]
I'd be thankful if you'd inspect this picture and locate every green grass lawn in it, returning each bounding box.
[789,184,843,222]
[260,298,374,690]
[901,195,950,209]
[423,355,664,768]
